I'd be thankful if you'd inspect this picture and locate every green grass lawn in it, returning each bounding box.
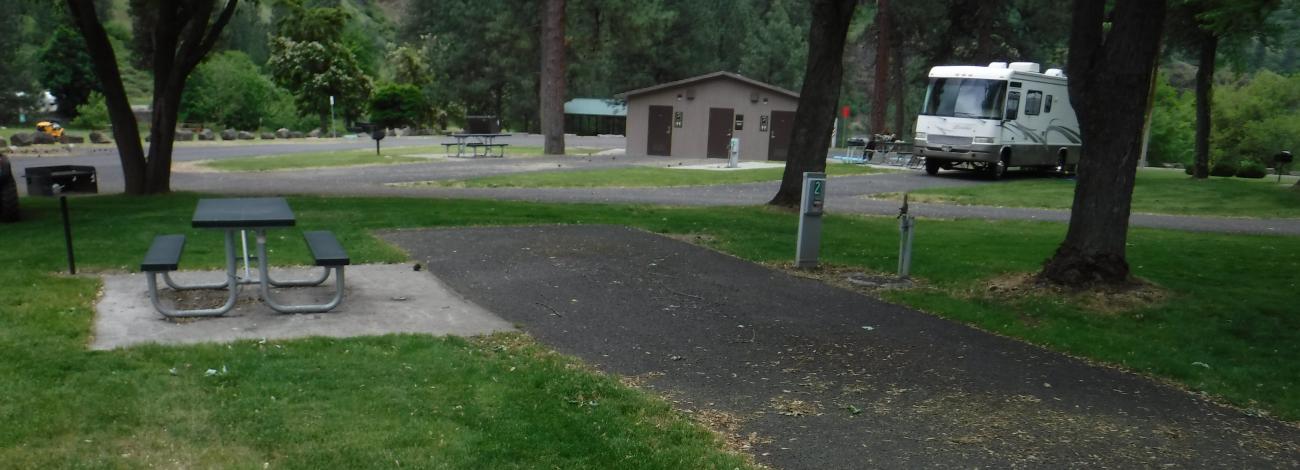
[416,163,884,188]
[201,146,608,172]
[875,169,1300,218]
[2,194,1297,466]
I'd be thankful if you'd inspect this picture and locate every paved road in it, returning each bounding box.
[386,225,1300,469]
[9,138,1299,236]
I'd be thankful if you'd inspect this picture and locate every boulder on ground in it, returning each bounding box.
[288,131,305,139]
[275,128,290,139]
[220,129,238,140]
[60,134,86,144]
[89,131,111,144]
[32,132,56,145]
[260,132,276,140]
[237,131,255,140]
[308,128,322,138]
[10,133,34,147]
[198,129,215,141]
[175,130,194,141]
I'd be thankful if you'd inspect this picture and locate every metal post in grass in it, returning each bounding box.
[60,195,76,275]
[897,193,915,279]
[330,95,336,139]
[372,128,385,156]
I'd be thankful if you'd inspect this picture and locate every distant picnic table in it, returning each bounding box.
[442,133,511,158]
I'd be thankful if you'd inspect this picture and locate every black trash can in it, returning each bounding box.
[24,165,98,196]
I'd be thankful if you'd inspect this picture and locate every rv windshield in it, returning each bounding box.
[921,78,1007,120]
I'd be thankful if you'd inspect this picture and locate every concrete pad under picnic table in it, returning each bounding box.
[91,264,515,350]
[382,225,1300,469]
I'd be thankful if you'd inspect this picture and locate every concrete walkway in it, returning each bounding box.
[384,225,1300,469]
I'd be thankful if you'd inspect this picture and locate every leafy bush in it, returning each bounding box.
[369,83,426,129]
[1210,161,1237,177]
[1235,161,1268,179]
[261,87,318,131]
[71,92,109,130]
[1147,74,1196,166]
[181,51,280,130]
[1213,71,1300,166]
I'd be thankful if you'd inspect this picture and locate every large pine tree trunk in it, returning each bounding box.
[1039,0,1167,286]
[768,0,858,207]
[871,0,891,135]
[891,36,906,138]
[540,0,566,155]
[1192,31,1217,179]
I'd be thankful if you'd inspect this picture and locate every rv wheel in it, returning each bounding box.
[1056,153,1071,176]
[990,154,1009,180]
[925,159,942,175]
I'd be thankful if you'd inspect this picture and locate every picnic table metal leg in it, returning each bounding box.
[255,229,345,314]
[160,229,238,290]
[149,230,240,318]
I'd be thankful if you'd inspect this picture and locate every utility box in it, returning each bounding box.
[24,165,97,196]
[795,172,826,268]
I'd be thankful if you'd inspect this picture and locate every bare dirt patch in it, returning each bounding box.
[977,272,1170,314]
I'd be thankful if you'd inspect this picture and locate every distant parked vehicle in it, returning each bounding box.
[36,121,65,139]
[913,61,1082,179]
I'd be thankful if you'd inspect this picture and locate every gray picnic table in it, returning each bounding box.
[442,133,512,158]
[141,197,351,317]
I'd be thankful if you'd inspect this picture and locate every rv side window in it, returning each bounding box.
[1005,91,1020,120]
[1025,90,1043,116]
[1044,95,1053,113]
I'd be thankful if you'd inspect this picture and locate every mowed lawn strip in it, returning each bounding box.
[419,163,885,188]
[202,146,608,172]
[1,194,1296,467]
[874,169,1300,218]
[0,196,754,468]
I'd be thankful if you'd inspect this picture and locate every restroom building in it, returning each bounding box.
[619,72,800,161]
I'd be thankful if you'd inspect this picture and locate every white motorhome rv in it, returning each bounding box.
[912,61,1081,179]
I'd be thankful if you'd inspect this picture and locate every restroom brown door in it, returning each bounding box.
[647,105,673,156]
[767,110,795,161]
[707,107,734,158]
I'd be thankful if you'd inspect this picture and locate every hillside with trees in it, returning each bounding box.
[0,0,1295,173]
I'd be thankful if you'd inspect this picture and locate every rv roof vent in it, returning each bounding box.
[988,62,1008,69]
[1009,62,1041,73]
[1044,68,1066,78]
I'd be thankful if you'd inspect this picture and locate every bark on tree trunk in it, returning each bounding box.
[871,0,891,135]
[540,0,566,155]
[768,0,859,207]
[1039,0,1167,287]
[891,35,906,138]
[65,0,237,195]
[1193,31,1217,179]
[66,0,147,195]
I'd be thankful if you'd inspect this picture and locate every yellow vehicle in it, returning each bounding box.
[36,121,64,139]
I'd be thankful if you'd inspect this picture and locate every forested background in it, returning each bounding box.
[1,0,1297,167]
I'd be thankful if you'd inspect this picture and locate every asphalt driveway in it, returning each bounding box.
[383,225,1299,469]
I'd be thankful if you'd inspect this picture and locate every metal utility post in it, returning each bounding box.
[329,95,336,138]
[728,137,740,169]
[60,195,76,275]
[372,129,384,156]
[795,172,827,268]
[897,193,915,279]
